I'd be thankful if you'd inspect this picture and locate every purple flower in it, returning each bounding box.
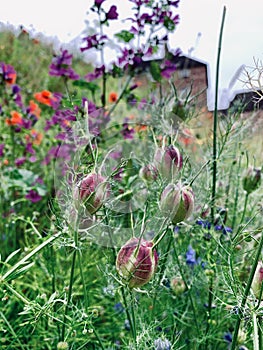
[186,245,197,267]
[81,34,108,52]
[25,190,42,203]
[25,143,35,155]
[121,123,135,139]
[85,65,105,82]
[161,60,177,79]
[15,157,26,166]
[49,49,79,80]
[0,143,4,157]
[106,5,118,20]
[94,0,105,8]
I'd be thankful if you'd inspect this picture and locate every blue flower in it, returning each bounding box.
[224,331,232,343]
[185,245,197,266]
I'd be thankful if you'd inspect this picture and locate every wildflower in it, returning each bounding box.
[5,111,23,126]
[139,164,158,183]
[105,5,118,20]
[0,144,4,157]
[161,60,177,79]
[94,0,105,8]
[85,65,105,82]
[81,34,108,52]
[154,145,183,180]
[159,182,194,225]
[27,100,41,118]
[154,337,172,350]
[185,245,198,267]
[49,49,79,80]
[121,123,135,139]
[34,90,59,107]
[25,189,42,203]
[224,331,232,344]
[74,173,110,214]
[251,261,263,299]
[242,166,261,194]
[0,62,16,84]
[109,91,118,103]
[116,237,158,288]
[57,342,68,350]
[15,157,26,166]
[170,277,185,295]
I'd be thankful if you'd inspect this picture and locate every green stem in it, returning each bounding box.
[121,287,136,341]
[231,155,242,230]
[172,239,200,334]
[239,192,249,226]
[230,231,263,350]
[61,217,79,341]
[129,290,138,350]
[204,277,214,350]
[211,6,226,223]
[151,227,173,316]
[253,312,259,350]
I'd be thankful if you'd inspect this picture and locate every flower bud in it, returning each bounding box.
[139,164,158,183]
[154,145,183,180]
[251,261,263,299]
[74,173,110,214]
[57,342,69,350]
[170,277,186,295]
[160,182,194,225]
[154,337,172,350]
[116,237,158,288]
[242,166,261,194]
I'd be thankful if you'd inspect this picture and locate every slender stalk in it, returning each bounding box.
[204,277,214,350]
[121,286,136,341]
[253,312,259,350]
[129,290,138,350]
[61,215,80,341]
[151,227,173,316]
[211,6,226,223]
[172,239,200,334]
[230,231,263,350]
[231,155,242,230]
[239,191,249,226]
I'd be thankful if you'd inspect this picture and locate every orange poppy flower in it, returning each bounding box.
[109,92,118,103]
[34,90,56,106]
[3,159,9,165]
[6,73,16,85]
[29,100,41,118]
[5,111,23,126]
[25,129,43,146]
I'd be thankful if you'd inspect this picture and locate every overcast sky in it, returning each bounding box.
[1,0,263,107]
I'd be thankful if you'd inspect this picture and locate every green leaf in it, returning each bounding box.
[150,61,162,82]
[163,16,176,31]
[115,30,135,43]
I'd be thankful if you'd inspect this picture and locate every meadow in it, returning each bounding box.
[0,1,262,349]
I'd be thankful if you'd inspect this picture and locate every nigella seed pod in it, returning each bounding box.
[160,182,194,225]
[154,145,183,180]
[251,261,263,299]
[242,166,261,194]
[116,237,158,288]
[74,173,110,214]
[139,164,158,183]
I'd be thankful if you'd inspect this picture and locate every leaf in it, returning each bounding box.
[115,30,135,43]
[150,61,162,82]
[5,249,21,264]
[163,16,176,31]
